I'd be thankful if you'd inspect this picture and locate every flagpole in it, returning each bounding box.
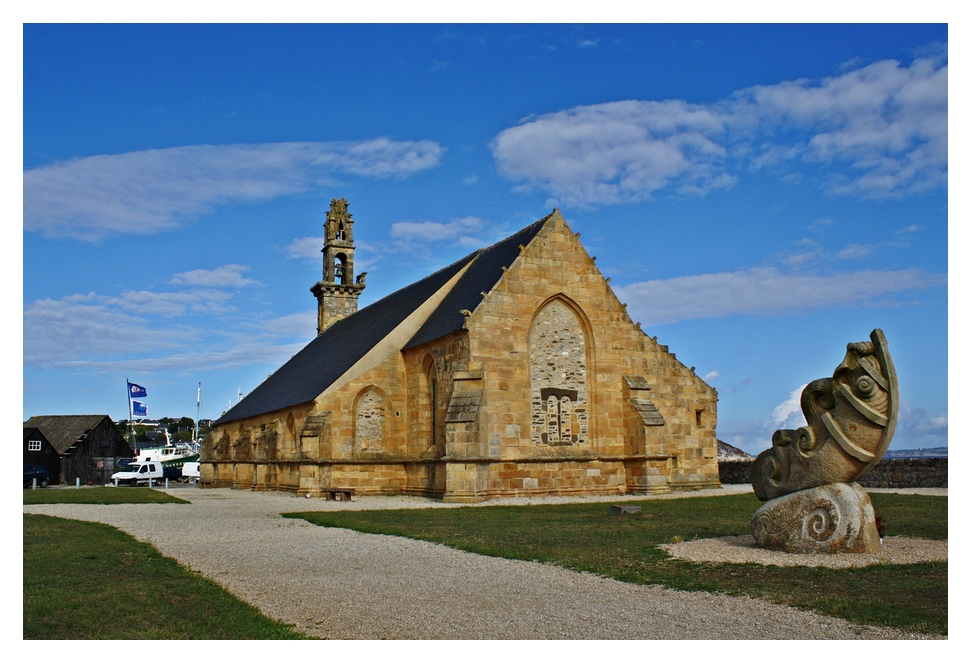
[127,379,133,448]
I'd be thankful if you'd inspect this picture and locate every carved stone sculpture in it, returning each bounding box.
[750,329,898,554]
[752,329,898,501]
[751,482,881,553]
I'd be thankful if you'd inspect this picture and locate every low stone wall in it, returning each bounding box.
[718,460,754,485]
[858,457,948,489]
[718,457,947,489]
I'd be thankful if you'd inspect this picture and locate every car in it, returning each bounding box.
[180,462,201,483]
[24,465,50,488]
[162,465,182,482]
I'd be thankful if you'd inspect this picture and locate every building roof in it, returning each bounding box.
[404,216,549,349]
[23,415,115,454]
[215,213,551,426]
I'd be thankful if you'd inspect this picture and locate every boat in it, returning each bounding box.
[119,429,199,469]
[133,441,199,468]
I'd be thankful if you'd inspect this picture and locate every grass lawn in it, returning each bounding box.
[24,487,189,505]
[23,515,308,639]
[288,492,947,636]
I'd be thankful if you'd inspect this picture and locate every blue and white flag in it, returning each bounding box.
[132,401,148,417]
[128,382,147,398]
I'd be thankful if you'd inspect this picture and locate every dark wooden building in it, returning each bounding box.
[23,427,60,483]
[23,415,134,485]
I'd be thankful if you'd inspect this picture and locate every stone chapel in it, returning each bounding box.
[203,199,720,501]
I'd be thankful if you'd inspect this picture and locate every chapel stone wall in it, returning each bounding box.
[448,212,719,501]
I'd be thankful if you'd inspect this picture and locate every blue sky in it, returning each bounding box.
[21,23,948,453]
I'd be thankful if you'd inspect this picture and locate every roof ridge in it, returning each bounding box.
[345,248,481,320]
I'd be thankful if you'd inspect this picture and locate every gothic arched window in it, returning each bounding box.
[529,298,589,445]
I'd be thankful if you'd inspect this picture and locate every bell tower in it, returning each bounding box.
[311,197,366,335]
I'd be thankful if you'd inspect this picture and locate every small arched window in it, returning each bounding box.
[286,413,296,455]
[335,253,349,284]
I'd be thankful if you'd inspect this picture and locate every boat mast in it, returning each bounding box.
[194,382,201,444]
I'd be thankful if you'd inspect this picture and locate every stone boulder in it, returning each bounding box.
[750,482,880,554]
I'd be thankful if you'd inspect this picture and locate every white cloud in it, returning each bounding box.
[286,236,324,261]
[24,289,314,373]
[615,267,945,326]
[391,216,485,246]
[767,384,809,430]
[104,289,235,317]
[492,49,946,206]
[702,370,719,382]
[733,54,947,198]
[781,246,825,269]
[24,296,192,367]
[261,311,317,337]
[52,342,309,374]
[24,139,444,241]
[809,217,835,230]
[836,244,871,259]
[170,264,259,287]
[492,99,731,207]
[895,401,948,446]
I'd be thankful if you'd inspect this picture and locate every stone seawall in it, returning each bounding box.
[718,457,948,489]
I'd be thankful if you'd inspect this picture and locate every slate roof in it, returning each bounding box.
[404,216,548,349]
[24,415,113,454]
[215,214,550,426]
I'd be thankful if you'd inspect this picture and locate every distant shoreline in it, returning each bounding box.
[884,447,948,459]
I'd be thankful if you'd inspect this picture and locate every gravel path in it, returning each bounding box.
[661,535,947,568]
[23,486,945,640]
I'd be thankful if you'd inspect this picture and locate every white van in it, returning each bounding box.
[111,462,163,486]
[181,462,201,483]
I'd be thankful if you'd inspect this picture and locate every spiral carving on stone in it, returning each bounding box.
[797,426,817,454]
[806,503,838,541]
[751,511,773,540]
[855,374,876,399]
